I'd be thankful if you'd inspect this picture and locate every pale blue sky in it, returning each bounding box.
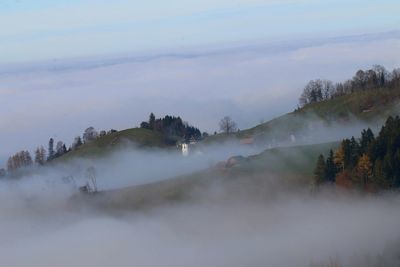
[0,0,399,64]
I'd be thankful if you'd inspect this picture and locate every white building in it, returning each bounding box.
[182,143,189,156]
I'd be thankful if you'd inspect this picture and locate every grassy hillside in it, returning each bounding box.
[56,87,400,165]
[72,141,338,212]
[207,89,400,143]
[56,128,166,162]
[58,89,400,162]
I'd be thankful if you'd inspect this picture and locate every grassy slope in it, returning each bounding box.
[73,142,338,212]
[207,89,400,142]
[56,128,166,162]
[59,89,400,161]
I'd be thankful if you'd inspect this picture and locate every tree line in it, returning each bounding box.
[3,113,204,175]
[140,113,202,142]
[313,115,400,191]
[299,65,400,107]
[4,127,117,175]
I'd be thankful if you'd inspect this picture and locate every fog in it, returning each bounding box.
[0,31,399,165]
[1,141,400,267]
[46,142,264,190]
[1,30,400,266]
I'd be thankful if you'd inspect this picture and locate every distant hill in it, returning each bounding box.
[206,89,400,145]
[53,113,202,162]
[208,65,400,144]
[57,66,400,162]
[57,89,400,163]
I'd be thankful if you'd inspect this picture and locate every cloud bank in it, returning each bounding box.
[0,146,399,267]
[0,32,399,165]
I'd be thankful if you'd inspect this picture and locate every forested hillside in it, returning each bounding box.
[313,115,400,191]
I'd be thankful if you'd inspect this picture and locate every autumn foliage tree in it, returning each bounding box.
[355,154,372,187]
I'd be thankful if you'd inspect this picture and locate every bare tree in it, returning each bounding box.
[7,151,33,172]
[85,166,98,193]
[56,141,65,157]
[83,127,98,143]
[299,79,324,106]
[34,146,46,165]
[219,116,237,135]
[322,79,335,99]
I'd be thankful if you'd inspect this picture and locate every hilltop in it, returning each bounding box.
[53,128,167,162]
[49,114,202,163]
[208,66,400,144]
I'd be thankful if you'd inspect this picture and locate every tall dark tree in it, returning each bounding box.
[313,154,326,187]
[72,136,83,150]
[360,128,374,155]
[325,150,337,183]
[349,136,360,167]
[149,113,156,130]
[48,138,54,161]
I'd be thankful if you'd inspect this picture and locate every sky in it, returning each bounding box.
[0,1,399,166]
[0,0,399,64]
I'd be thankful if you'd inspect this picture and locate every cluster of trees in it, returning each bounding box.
[313,116,400,190]
[6,151,33,171]
[4,126,117,174]
[3,113,205,175]
[299,65,400,107]
[140,113,202,141]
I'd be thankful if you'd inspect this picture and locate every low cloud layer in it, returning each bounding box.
[0,32,399,165]
[0,144,399,267]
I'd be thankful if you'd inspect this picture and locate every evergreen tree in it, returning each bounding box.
[372,159,389,188]
[48,138,54,161]
[55,141,65,157]
[149,113,156,130]
[360,128,374,155]
[341,139,352,170]
[72,136,83,150]
[313,154,326,187]
[325,150,337,183]
[349,136,360,168]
